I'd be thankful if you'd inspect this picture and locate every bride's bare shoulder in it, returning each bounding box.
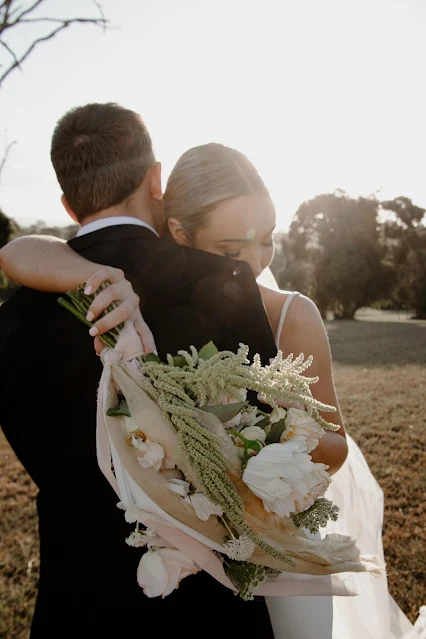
[258,285,291,335]
[259,285,322,337]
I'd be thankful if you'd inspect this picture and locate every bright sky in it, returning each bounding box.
[0,0,425,229]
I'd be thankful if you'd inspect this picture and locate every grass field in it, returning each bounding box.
[1,311,425,638]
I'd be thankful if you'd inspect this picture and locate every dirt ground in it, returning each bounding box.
[1,310,425,637]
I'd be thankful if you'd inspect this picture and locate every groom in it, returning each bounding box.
[0,103,277,638]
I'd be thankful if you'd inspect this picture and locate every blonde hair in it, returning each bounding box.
[163,143,269,240]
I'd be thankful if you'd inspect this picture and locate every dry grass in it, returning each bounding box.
[1,311,425,637]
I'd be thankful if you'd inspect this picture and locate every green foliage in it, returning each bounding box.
[381,198,426,319]
[0,209,14,248]
[265,418,287,444]
[201,401,248,423]
[106,399,131,417]
[292,497,339,534]
[275,191,392,319]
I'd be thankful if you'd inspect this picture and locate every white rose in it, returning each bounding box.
[184,492,223,521]
[134,438,165,471]
[281,408,325,453]
[242,441,331,518]
[137,548,199,598]
[239,426,267,444]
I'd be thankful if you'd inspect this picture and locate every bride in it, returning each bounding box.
[0,143,421,638]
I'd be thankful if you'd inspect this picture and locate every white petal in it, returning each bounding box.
[242,442,331,518]
[136,439,164,471]
[137,550,169,598]
[166,478,190,497]
[184,493,223,521]
[240,426,267,443]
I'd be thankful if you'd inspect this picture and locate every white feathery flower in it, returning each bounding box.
[239,407,258,428]
[184,492,223,521]
[281,408,325,453]
[242,441,331,518]
[224,535,256,561]
[166,478,190,497]
[125,528,156,548]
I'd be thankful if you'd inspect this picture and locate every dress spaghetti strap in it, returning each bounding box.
[275,292,300,349]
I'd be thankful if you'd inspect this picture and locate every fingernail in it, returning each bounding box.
[86,311,94,322]
[84,286,92,295]
[89,326,99,337]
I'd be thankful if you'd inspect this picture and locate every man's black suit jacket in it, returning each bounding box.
[0,225,277,638]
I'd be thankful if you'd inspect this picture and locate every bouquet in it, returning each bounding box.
[59,287,383,600]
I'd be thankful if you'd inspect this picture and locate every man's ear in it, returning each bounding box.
[167,217,191,247]
[61,194,79,223]
[148,162,163,201]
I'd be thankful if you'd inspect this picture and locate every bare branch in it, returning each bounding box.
[0,0,109,88]
[0,138,16,185]
[0,37,21,71]
[2,0,44,31]
[0,1,13,25]
[92,0,107,32]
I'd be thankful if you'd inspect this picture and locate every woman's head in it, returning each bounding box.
[163,143,276,278]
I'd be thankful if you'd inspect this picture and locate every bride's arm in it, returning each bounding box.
[0,235,156,352]
[275,294,348,475]
[0,235,101,291]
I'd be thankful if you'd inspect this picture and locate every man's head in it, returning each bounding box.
[50,102,163,228]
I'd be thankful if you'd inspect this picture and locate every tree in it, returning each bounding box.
[280,191,389,319]
[381,197,426,319]
[0,0,107,88]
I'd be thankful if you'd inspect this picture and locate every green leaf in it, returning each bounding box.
[201,401,248,423]
[145,352,161,363]
[198,341,219,360]
[266,418,286,444]
[172,355,187,368]
[254,417,270,431]
[106,400,131,417]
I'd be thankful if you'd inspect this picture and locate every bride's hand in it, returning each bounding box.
[83,266,157,355]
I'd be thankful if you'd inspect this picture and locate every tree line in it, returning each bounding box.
[1,191,425,320]
[271,191,426,320]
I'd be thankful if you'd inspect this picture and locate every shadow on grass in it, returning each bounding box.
[326,320,426,367]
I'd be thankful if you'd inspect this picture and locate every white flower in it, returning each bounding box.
[269,406,287,424]
[281,408,325,453]
[224,535,256,561]
[134,439,165,471]
[239,407,258,428]
[184,492,223,521]
[137,548,199,598]
[242,441,331,518]
[166,478,190,497]
[240,426,267,444]
[117,501,139,524]
[125,528,155,548]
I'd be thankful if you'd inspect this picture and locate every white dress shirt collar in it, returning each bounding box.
[76,216,159,238]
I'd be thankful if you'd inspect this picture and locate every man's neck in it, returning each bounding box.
[80,204,156,232]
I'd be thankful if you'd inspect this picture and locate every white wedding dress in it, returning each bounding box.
[256,274,424,639]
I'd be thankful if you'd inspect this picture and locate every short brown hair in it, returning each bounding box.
[50,103,155,222]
